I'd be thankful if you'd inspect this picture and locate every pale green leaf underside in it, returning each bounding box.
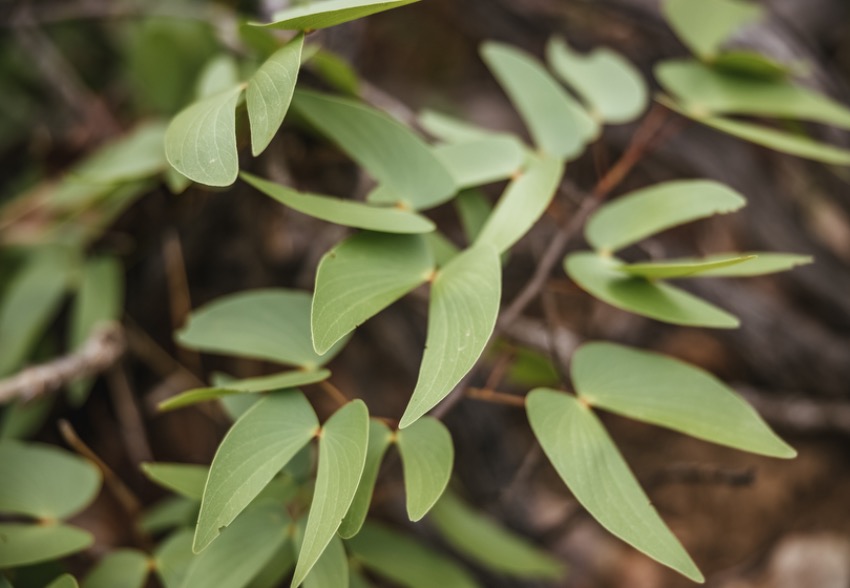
[475,155,563,254]
[178,289,344,370]
[546,37,648,124]
[292,400,369,587]
[158,369,331,411]
[418,109,508,144]
[312,232,434,355]
[293,90,456,210]
[617,255,755,279]
[194,392,318,552]
[397,417,453,521]
[242,173,435,234]
[565,252,739,328]
[247,33,304,155]
[663,0,762,60]
[339,419,393,538]
[303,534,348,588]
[433,137,526,188]
[585,179,746,252]
[0,440,101,520]
[164,85,243,187]
[346,522,480,588]
[691,252,813,276]
[400,245,501,428]
[572,342,796,458]
[0,523,94,567]
[526,390,703,582]
[140,462,208,501]
[256,0,421,31]
[46,575,79,588]
[82,549,150,588]
[429,491,563,579]
[481,42,598,160]
[154,530,195,588]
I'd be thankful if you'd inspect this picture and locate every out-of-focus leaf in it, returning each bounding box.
[396,418,453,521]
[255,0,421,31]
[617,255,755,279]
[312,232,434,355]
[307,49,360,96]
[73,122,169,184]
[546,37,648,124]
[418,110,506,144]
[139,497,198,534]
[400,245,501,427]
[293,90,456,210]
[481,42,597,160]
[195,55,241,100]
[339,419,393,538]
[565,252,739,328]
[711,51,793,80]
[45,575,78,588]
[140,463,208,501]
[153,529,195,588]
[663,0,762,60]
[526,390,703,582]
[302,534,348,588]
[691,252,813,276]
[247,34,304,155]
[82,549,150,588]
[0,395,54,440]
[572,342,796,457]
[0,523,94,567]
[454,191,493,244]
[424,232,460,267]
[585,179,746,253]
[433,137,525,188]
[247,539,296,588]
[348,569,372,588]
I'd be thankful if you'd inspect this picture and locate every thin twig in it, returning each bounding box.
[317,380,351,407]
[106,365,154,464]
[466,387,526,408]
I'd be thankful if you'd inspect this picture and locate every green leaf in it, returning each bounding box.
[241,173,435,234]
[339,419,393,538]
[480,42,598,160]
[572,342,796,458]
[195,55,241,100]
[565,252,739,328]
[526,390,703,582]
[178,289,344,370]
[690,252,813,276]
[46,575,79,588]
[396,417,453,521]
[164,85,244,187]
[154,529,195,588]
[656,60,850,129]
[454,191,493,244]
[255,0,421,31]
[546,37,648,124]
[158,369,331,411]
[474,155,563,254]
[247,34,304,155]
[0,523,94,567]
[663,0,762,60]
[139,496,198,534]
[292,90,456,210]
[247,539,296,588]
[194,392,318,552]
[348,569,372,588]
[616,255,756,279]
[585,179,746,253]
[73,122,169,184]
[0,440,101,520]
[140,463,208,500]
[184,502,291,588]
[429,491,563,579]
[82,549,150,588]
[312,233,434,355]
[292,400,369,587]
[303,535,348,588]
[418,110,506,144]
[0,249,75,377]
[306,49,360,96]
[400,245,501,428]
[346,522,479,588]
[711,51,793,80]
[433,137,526,188]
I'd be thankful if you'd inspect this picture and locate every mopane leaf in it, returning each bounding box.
[346,522,479,588]
[400,245,501,428]
[139,496,198,534]
[572,342,796,458]
[164,85,243,187]
[194,392,318,552]
[255,0,421,31]
[158,369,331,411]
[312,232,434,355]
[418,109,506,144]
[455,190,493,244]
[247,539,296,588]
[292,400,369,587]
[153,529,195,588]
[617,255,756,279]
[140,463,208,500]
[303,534,348,588]
[307,49,360,96]
[46,575,79,588]
[0,440,100,520]
[242,173,434,234]
[339,419,393,538]
[293,90,456,210]
[546,37,648,124]
[663,0,762,60]
[247,33,304,155]
[0,523,94,567]
[195,55,241,100]
[73,122,169,184]
[692,252,813,276]
[433,137,526,188]
[82,549,150,588]
[585,179,746,253]
[526,390,703,582]
[178,289,344,369]
[430,491,563,579]
[565,252,739,328]
[475,155,563,254]
[396,417,453,521]
[481,42,598,160]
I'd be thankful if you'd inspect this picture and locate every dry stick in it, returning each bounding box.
[106,364,154,464]
[317,380,351,407]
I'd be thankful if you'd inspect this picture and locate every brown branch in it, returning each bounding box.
[466,387,526,408]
